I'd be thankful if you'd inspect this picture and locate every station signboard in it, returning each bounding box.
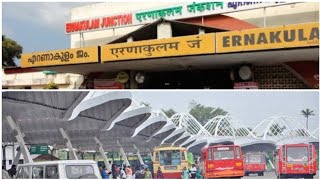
[30,145,49,155]
[65,1,295,34]
[216,22,319,53]
[21,47,99,68]
[101,33,215,62]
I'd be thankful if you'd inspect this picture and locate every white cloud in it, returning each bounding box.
[3,2,95,32]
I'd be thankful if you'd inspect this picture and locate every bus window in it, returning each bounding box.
[213,147,234,160]
[235,147,241,159]
[208,149,212,161]
[181,151,186,161]
[246,155,263,164]
[160,150,181,165]
[32,166,44,179]
[65,165,95,179]
[287,146,308,163]
[45,166,59,179]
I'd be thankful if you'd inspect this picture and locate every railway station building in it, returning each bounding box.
[10,2,319,89]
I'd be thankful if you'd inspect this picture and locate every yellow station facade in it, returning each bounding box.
[10,2,320,89]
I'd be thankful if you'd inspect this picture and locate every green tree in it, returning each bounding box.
[161,108,176,118]
[189,100,228,126]
[301,109,314,130]
[2,35,23,67]
[267,124,286,136]
[44,82,59,89]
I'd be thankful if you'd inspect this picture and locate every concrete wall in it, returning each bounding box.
[70,2,319,48]
[2,71,84,89]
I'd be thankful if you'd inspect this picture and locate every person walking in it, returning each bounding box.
[125,166,133,179]
[181,167,189,179]
[2,166,11,179]
[156,167,164,179]
[101,165,110,179]
[144,167,152,179]
[120,166,127,179]
[134,165,145,179]
[8,165,16,178]
[190,164,197,179]
[195,165,203,179]
[112,164,120,179]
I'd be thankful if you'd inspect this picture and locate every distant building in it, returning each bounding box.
[2,68,84,89]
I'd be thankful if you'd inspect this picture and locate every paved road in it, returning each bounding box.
[243,170,319,179]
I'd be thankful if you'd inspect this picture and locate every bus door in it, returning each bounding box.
[205,147,214,173]
[307,144,316,175]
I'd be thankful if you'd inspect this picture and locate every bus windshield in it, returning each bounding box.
[246,154,265,164]
[287,147,308,163]
[213,147,235,160]
[160,150,181,165]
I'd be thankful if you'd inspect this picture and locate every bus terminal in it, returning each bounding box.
[2,91,319,179]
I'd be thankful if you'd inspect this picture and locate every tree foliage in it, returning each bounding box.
[301,109,315,130]
[188,100,228,126]
[44,82,59,89]
[2,35,22,67]
[267,123,286,136]
[161,108,177,118]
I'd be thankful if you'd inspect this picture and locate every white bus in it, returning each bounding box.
[15,160,101,179]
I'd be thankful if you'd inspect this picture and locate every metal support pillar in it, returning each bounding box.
[59,128,78,160]
[146,148,153,161]
[264,153,275,169]
[94,137,110,170]
[6,116,33,163]
[13,146,22,165]
[117,140,130,166]
[133,144,144,165]
[79,33,85,47]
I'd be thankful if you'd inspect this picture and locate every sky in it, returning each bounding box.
[2,2,95,56]
[132,91,319,132]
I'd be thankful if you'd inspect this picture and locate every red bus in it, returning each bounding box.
[200,145,245,178]
[274,143,317,179]
[244,152,267,176]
